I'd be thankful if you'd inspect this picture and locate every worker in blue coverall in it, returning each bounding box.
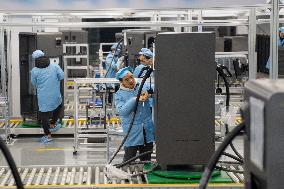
[31,50,64,143]
[266,27,284,69]
[105,43,123,104]
[133,48,153,78]
[115,67,155,162]
[105,43,122,79]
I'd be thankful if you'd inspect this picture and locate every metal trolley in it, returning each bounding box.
[73,78,120,161]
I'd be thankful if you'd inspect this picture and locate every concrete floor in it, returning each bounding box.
[0,135,125,167]
[0,135,244,168]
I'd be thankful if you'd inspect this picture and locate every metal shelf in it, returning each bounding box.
[63,43,88,47]
[66,66,89,70]
[63,43,90,107]
[63,55,88,59]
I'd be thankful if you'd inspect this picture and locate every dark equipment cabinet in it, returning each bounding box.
[154,32,216,169]
[19,33,37,119]
[243,80,284,189]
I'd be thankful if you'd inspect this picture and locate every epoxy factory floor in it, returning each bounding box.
[0,136,125,167]
[0,135,244,167]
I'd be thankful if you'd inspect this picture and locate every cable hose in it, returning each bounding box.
[219,66,243,163]
[130,163,159,177]
[198,122,245,189]
[218,160,243,165]
[222,152,243,164]
[225,124,244,161]
[126,161,155,166]
[114,151,153,168]
[0,137,24,189]
[108,68,153,164]
[215,166,244,174]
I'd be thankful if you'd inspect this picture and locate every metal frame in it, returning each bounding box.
[249,8,257,79]
[98,42,115,77]
[73,78,120,160]
[63,43,90,98]
[0,4,279,142]
[270,0,279,79]
[0,6,260,119]
[0,27,7,97]
[0,96,11,143]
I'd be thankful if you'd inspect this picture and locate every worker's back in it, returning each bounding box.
[31,62,64,112]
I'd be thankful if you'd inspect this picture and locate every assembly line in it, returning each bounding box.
[0,0,283,189]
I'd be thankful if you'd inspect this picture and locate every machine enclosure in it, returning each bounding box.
[154,32,215,169]
[121,29,158,67]
[243,79,284,189]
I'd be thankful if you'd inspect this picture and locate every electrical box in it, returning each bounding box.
[121,29,158,67]
[37,32,63,57]
[155,32,215,169]
[243,79,284,189]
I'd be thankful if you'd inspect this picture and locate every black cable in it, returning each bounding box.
[217,64,244,163]
[218,160,243,165]
[0,137,24,189]
[198,122,245,189]
[216,64,232,107]
[215,166,244,174]
[114,151,153,168]
[217,72,230,107]
[108,67,153,164]
[222,152,243,164]
[104,38,124,78]
[138,66,149,78]
[225,124,244,161]
[126,161,155,165]
[130,163,159,177]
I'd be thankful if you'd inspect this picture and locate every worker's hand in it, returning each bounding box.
[116,56,125,71]
[119,56,125,62]
[139,91,149,102]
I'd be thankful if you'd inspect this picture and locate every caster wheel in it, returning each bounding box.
[73,151,77,155]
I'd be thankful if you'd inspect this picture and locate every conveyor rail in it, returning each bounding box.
[0,165,244,188]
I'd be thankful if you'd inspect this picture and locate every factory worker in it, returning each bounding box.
[133,48,153,78]
[133,48,155,109]
[105,43,122,78]
[115,67,155,162]
[266,27,284,69]
[31,50,64,144]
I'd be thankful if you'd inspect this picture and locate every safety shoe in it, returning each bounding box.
[40,136,52,144]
